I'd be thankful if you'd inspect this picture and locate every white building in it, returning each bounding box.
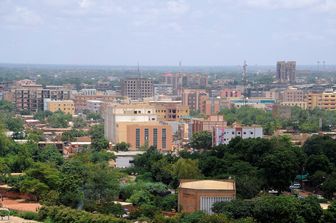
[214,126,263,145]
[154,84,174,96]
[86,100,103,113]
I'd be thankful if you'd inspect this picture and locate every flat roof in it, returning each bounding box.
[180,180,235,190]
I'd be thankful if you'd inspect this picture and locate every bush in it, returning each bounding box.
[38,206,130,223]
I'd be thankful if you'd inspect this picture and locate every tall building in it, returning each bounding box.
[307,91,336,110]
[276,61,296,83]
[121,78,154,100]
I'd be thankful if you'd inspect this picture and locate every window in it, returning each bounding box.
[162,128,167,149]
[144,128,149,143]
[153,128,158,147]
[136,128,140,149]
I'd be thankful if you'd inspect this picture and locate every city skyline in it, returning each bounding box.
[0,0,336,66]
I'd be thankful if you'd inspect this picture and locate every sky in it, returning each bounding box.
[0,0,336,66]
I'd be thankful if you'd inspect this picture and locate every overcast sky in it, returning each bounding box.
[0,0,335,66]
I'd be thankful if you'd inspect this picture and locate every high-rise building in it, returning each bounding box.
[276,61,296,83]
[121,78,154,100]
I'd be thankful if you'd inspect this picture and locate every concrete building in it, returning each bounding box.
[280,101,307,109]
[149,101,189,122]
[178,180,236,214]
[79,89,97,96]
[73,94,122,112]
[153,84,174,96]
[276,61,296,83]
[104,104,158,143]
[127,124,172,151]
[121,78,154,100]
[182,89,208,111]
[14,84,44,112]
[42,86,71,101]
[219,89,242,98]
[192,115,227,134]
[214,125,263,145]
[307,91,336,110]
[281,87,305,102]
[44,99,75,115]
[86,100,103,113]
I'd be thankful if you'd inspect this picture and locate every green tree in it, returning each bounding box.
[190,131,212,150]
[114,142,130,151]
[173,158,202,179]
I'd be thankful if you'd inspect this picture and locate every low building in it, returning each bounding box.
[178,179,236,214]
[214,125,263,145]
[280,101,307,109]
[44,99,75,115]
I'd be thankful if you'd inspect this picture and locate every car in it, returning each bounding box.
[289,183,301,190]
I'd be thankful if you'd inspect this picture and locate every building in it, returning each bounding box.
[192,115,227,134]
[44,99,75,115]
[276,61,296,83]
[280,101,307,109]
[149,101,189,121]
[218,89,241,98]
[42,86,71,101]
[153,84,174,96]
[307,91,336,110]
[121,78,154,100]
[86,100,103,113]
[73,94,122,112]
[126,124,173,151]
[14,84,43,112]
[104,104,158,143]
[214,125,263,145]
[281,87,305,102]
[178,179,236,214]
[182,89,208,111]
[230,98,276,110]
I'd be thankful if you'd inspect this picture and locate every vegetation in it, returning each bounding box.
[219,106,336,134]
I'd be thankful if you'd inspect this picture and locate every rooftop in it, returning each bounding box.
[180,180,235,190]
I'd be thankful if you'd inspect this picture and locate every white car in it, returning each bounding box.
[289,183,301,189]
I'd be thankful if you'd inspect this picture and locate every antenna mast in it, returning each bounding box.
[242,60,248,106]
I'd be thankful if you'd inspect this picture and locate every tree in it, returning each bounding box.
[114,142,130,151]
[252,196,303,223]
[306,154,332,175]
[321,172,336,199]
[73,117,86,128]
[299,196,323,223]
[190,131,212,150]
[213,199,253,219]
[173,158,202,180]
[47,111,72,128]
[89,124,109,151]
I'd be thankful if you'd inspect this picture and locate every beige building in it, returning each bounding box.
[127,124,172,151]
[149,101,189,121]
[45,100,75,115]
[281,87,305,102]
[307,91,336,110]
[178,180,236,214]
[280,101,307,109]
[104,103,158,143]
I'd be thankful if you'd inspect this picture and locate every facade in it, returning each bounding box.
[153,84,174,96]
[182,89,208,111]
[230,98,276,110]
[73,94,122,112]
[281,87,305,102]
[86,100,103,113]
[126,124,173,151]
[121,78,154,100]
[276,61,296,83]
[219,89,241,98]
[178,180,236,214]
[153,103,189,121]
[14,85,43,112]
[214,125,263,145]
[307,91,336,110]
[280,101,307,109]
[42,86,71,101]
[104,104,158,143]
[192,115,227,134]
[45,100,75,115]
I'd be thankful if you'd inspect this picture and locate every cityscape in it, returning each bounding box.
[0,0,336,223]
